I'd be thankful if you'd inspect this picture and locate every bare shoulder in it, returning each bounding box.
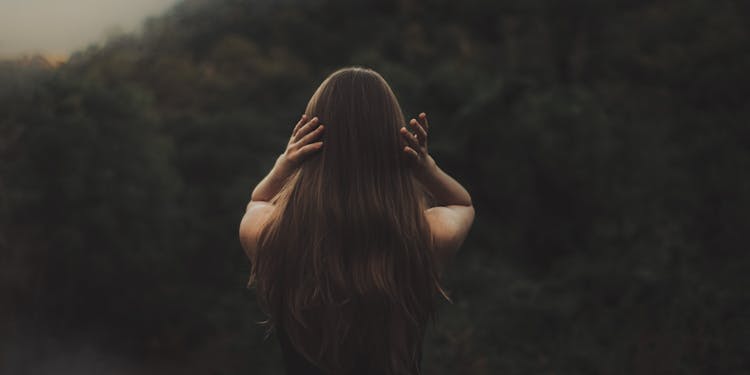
[239,201,276,263]
[424,205,475,268]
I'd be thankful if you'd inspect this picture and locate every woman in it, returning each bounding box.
[239,67,474,375]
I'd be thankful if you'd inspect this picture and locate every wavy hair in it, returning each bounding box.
[250,67,450,375]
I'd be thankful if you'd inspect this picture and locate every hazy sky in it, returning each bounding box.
[0,0,181,58]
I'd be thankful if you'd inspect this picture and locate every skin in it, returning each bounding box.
[239,114,324,263]
[239,112,474,270]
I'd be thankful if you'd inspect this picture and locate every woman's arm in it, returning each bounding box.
[239,115,325,261]
[251,115,325,202]
[401,113,475,266]
[413,154,472,207]
[250,154,296,202]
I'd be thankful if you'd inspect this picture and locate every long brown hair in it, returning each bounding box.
[250,67,449,375]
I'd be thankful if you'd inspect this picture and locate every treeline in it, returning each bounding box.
[1,0,748,373]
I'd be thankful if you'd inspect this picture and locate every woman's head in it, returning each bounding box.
[251,66,448,374]
[303,67,406,185]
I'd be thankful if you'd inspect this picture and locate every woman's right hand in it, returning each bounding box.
[401,112,436,175]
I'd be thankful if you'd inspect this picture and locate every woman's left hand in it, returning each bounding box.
[279,114,325,170]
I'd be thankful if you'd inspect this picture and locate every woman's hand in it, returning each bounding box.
[250,115,324,202]
[401,112,436,175]
[279,114,325,171]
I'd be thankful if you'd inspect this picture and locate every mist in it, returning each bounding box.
[0,0,180,58]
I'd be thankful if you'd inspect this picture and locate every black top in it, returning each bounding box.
[276,325,325,375]
[275,325,425,375]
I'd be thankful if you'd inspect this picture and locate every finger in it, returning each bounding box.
[418,112,429,131]
[403,146,419,159]
[292,114,307,138]
[294,116,319,142]
[296,124,324,145]
[296,141,324,158]
[400,127,420,150]
[409,118,427,146]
